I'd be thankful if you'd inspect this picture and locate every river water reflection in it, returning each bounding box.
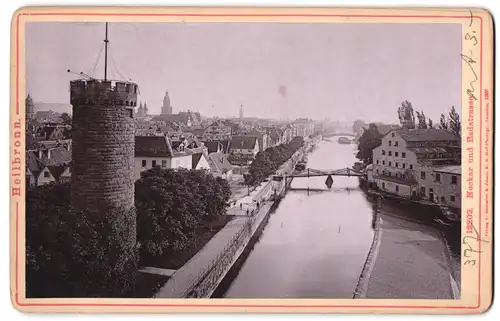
[221,140,376,298]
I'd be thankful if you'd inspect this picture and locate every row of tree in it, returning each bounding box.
[26,167,231,298]
[244,136,305,186]
[398,100,461,137]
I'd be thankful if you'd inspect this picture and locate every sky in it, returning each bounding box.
[26,22,462,123]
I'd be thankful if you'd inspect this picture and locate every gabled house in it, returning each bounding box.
[26,147,72,188]
[134,135,210,180]
[207,152,234,181]
[229,136,259,157]
[202,140,231,154]
[203,120,232,141]
[238,131,268,152]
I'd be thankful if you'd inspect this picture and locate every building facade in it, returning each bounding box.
[203,120,232,141]
[372,128,460,206]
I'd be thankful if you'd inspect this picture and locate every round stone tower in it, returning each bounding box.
[70,79,138,216]
[69,79,139,296]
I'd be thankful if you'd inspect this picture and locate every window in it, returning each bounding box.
[441,196,445,203]
[142,160,147,167]
[389,141,392,146]
[382,160,385,165]
[395,141,399,147]
[451,175,458,184]
[152,160,157,167]
[395,163,399,168]
[421,171,426,179]
[389,161,392,166]
[388,151,392,156]
[382,182,386,189]
[396,185,399,192]
[395,152,399,157]
[420,187,426,195]
[402,163,406,169]
[402,152,406,158]
[376,160,379,164]
[376,169,379,174]
[450,195,456,202]
[410,164,413,170]
[391,132,395,137]
[162,160,167,168]
[382,150,386,156]
[435,173,441,183]
[44,171,50,178]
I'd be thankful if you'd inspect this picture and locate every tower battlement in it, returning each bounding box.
[70,79,138,108]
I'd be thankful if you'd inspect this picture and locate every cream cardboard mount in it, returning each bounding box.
[9,6,494,314]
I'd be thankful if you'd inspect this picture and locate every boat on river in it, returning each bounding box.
[338,137,350,144]
[295,162,306,171]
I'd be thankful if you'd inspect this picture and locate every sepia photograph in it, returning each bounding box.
[10,6,493,314]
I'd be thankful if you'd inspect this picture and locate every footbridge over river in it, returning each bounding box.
[273,167,364,191]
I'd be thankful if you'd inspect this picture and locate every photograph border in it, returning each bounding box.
[9,6,494,314]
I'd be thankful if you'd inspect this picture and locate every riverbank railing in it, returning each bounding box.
[182,214,257,298]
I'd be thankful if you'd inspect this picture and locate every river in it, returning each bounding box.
[218,139,376,298]
[215,139,460,298]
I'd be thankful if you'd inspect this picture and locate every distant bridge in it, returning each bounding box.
[322,132,357,138]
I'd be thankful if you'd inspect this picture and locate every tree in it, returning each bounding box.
[439,114,448,130]
[135,167,231,265]
[428,118,434,129]
[449,106,461,137]
[60,113,72,125]
[356,123,382,164]
[245,137,303,185]
[352,119,366,137]
[416,111,428,129]
[26,182,138,298]
[397,100,415,129]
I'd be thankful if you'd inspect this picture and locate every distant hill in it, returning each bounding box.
[34,102,72,115]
